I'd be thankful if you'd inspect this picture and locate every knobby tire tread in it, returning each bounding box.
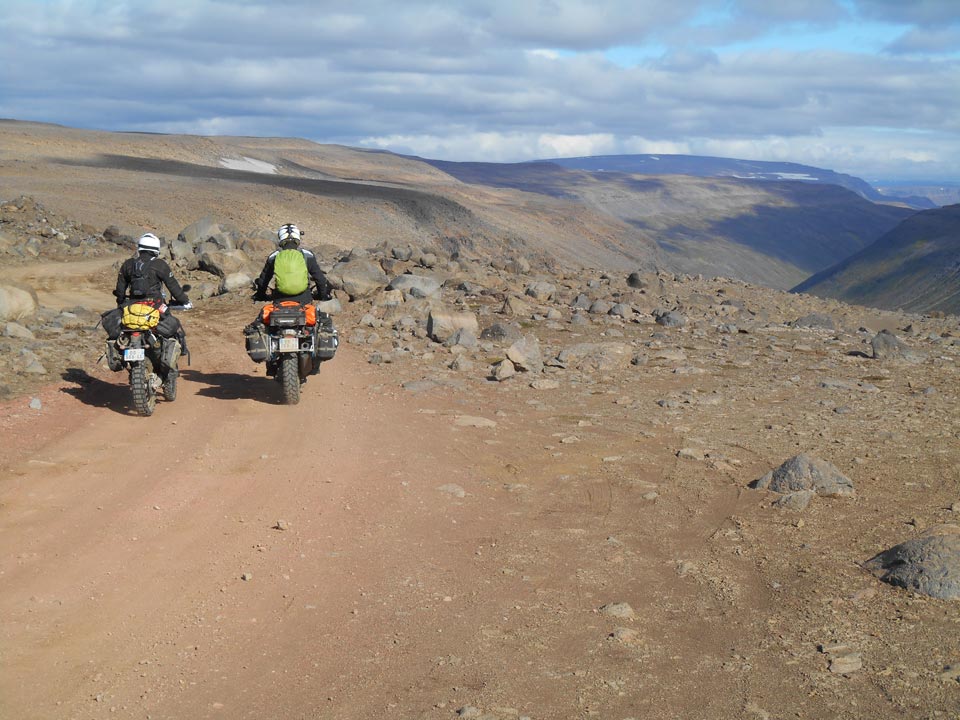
[131,363,156,416]
[280,354,300,405]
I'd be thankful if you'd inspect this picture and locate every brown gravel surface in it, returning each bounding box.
[2,287,959,720]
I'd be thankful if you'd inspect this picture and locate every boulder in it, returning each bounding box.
[388,273,441,300]
[200,248,252,278]
[480,322,523,344]
[0,283,39,322]
[329,258,389,300]
[524,281,556,302]
[179,217,236,251]
[750,454,854,497]
[654,309,687,328]
[871,329,923,361]
[427,308,479,343]
[221,272,253,294]
[864,528,960,600]
[500,295,532,317]
[506,335,543,373]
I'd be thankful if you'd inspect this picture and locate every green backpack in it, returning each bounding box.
[274,249,309,295]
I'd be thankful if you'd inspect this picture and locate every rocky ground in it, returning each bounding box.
[1,196,959,719]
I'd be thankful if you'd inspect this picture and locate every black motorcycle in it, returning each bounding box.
[245,301,338,405]
[102,300,191,416]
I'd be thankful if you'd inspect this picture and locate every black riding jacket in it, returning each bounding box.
[114,252,190,306]
[255,248,331,302]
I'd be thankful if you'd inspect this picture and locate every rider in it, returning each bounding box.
[244,223,331,333]
[113,232,192,349]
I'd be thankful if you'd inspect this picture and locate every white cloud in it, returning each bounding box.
[0,0,957,180]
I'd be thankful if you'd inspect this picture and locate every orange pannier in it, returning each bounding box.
[261,301,316,326]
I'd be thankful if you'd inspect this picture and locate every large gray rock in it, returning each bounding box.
[654,309,686,328]
[200,248,252,278]
[864,528,960,600]
[793,313,836,330]
[751,454,854,497]
[179,217,236,251]
[506,335,543,373]
[480,322,523,344]
[524,281,556,302]
[427,308,479,343]
[0,283,39,322]
[388,273,441,300]
[871,330,923,361]
[330,258,389,300]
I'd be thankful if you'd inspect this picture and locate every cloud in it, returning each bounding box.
[0,0,957,180]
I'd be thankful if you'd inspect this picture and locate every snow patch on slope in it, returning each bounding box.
[219,157,277,174]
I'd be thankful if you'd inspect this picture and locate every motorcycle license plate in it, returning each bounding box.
[278,337,299,352]
[124,348,145,361]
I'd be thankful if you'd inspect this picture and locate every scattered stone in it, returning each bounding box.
[29,397,41,410]
[677,448,705,461]
[750,454,855,497]
[599,602,636,619]
[793,313,836,330]
[491,358,516,381]
[530,379,559,390]
[438,484,467,498]
[4,321,34,339]
[454,415,497,428]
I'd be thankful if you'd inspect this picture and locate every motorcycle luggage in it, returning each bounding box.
[314,328,339,361]
[160,337,182,371]
[122,302,161,330]
[314,311,338,361]
[104,339,123,371]
[157,312,181,339]
[245,329,269,362]
[267,305,306,327]
[101,307,123,339]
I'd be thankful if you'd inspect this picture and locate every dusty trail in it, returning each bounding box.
[0,308,495,718]
[0,300,751,720]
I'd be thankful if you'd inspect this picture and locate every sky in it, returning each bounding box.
[1,0,958,182]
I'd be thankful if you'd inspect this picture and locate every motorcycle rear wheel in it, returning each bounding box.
[131,363,157,416]
[279,354,300,405]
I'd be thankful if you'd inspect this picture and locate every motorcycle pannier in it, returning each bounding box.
[245,329,269,363]
[101,307,123,339]
[314,312,338,361]
[160,338,182,371]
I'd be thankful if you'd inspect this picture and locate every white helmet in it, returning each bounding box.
[277,223,301,247]
[137,233,161,256]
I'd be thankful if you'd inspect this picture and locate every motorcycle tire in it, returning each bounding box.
[279,354,300,405]
[131,362,157,416]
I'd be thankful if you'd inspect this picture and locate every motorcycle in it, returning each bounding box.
[245,300,338,405]
[101,299,192,416]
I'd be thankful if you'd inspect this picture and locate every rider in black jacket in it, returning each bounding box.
[115,233,192,308]
[108,233,192,348]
